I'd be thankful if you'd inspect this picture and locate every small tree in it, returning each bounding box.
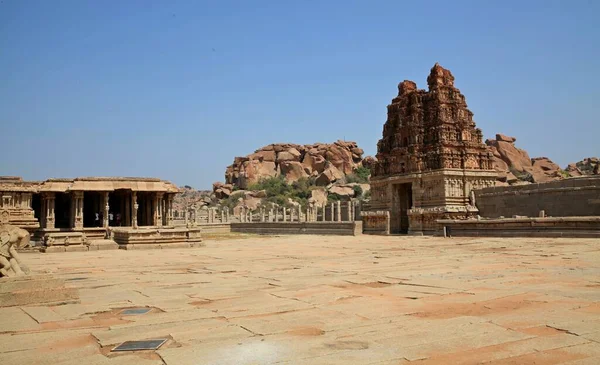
[352,185,363,199]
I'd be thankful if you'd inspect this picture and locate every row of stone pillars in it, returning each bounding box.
[183,207,230,225]
[237,200,358,223]
[40,191,174,230]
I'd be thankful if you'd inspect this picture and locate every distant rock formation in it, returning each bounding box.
[566,157,600,177]
[486,134,563,184]
[486,134,598,185]
[217,141,371,191]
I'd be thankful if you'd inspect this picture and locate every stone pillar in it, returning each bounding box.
[283,207,287,222]
[261,208,265,222]
[336,201,341,222]
[103,192,110,227]
[225,208,230,222]
[157,193,164,227]
[305,206,309,222]
[220,209,225,223]
[239,207,244,222]
[275,206,279,222]
[207,208,212,223]
[43,193,55,229]
[347,201,352,222]
[72,191,84,229]
[329,203,334,222]
[297,206,302,222]
[132,192,138,229]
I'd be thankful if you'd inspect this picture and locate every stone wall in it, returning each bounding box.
[231,222,361,236]
[361,211,390,235]
[438,217,600,238]
[475,176,600,218]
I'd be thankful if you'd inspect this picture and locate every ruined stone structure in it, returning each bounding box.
[0,176,201,251]
[0,224,31,277]
[369,63,496,234]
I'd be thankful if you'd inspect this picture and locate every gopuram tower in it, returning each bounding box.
[369,63,496,234]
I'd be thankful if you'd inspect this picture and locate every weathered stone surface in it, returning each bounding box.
[567,157,600,177]
[486,137,531,173]
[315,163,345,186]
[302,153,326,176]
[0,224,31,278]
[531,157,562,183]
[495,133,516,143]
[361,156,377,170]
[4,235,600,365]
[328,185,355,199]
[309,188,328,207]
[242,160,277,187]
[220,141,367,190]
[279,161,308,183]
[485,135,564,184]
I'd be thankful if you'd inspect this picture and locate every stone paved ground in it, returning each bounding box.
[2,235,600,365]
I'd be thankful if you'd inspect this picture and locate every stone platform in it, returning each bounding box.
[2,235,599,364]
[0,274,79,307]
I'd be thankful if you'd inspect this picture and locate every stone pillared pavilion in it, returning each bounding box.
[0,176,201,251]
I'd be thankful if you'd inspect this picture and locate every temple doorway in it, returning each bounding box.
[136,192,154,227]
[392,183,412,234]
[83,192,104,227]
[32,194,41,220]
[108,190,130,227]
[54,193,72,229]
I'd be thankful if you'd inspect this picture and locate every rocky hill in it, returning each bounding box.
[486,134,598,185]
[213,140,371,197]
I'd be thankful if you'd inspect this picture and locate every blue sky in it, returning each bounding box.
[1,0,598,189]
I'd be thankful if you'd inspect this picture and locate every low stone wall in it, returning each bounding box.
[437,217,600,238]
[361,211,390,235]
[198,223,231,234]
[475,176,600,218]
[231,222,361,236]
[112,227,203,250]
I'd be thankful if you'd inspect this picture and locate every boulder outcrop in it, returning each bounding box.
[219,141,370,190]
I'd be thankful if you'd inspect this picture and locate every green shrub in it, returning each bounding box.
[352,185,363,198]
[346,166,371,184]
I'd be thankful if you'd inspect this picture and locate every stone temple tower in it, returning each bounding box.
[369,63,496,234]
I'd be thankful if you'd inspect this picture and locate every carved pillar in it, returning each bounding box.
[297,206,302,222]
[336,201,341,222]
[225,208,229,222]
[305,206,309,222]
[132,192,138,229]
[330,203,334,222]
[168,195,174,226]
[71,191,83,229]
[321,204,325,222]
[283,207,287,222]
[275,206,279,222]
[104,192,110,228]
[43,193,55,229]
[347,201,352,222]
[261,208,265,222]
[155,193,163,227]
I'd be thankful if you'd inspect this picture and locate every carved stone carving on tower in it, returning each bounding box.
[372,63,494,178]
